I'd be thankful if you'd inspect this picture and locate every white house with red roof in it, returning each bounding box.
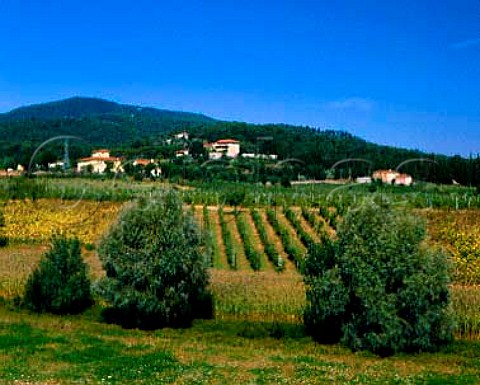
[77,149,123,174]
[372,169,413,186]
[204,139,240,159]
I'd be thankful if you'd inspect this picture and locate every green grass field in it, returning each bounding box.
[2,306,480,385]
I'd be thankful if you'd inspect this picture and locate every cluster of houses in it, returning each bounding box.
[45,132,250,175]
[1,131,413,185]
[176,136,277,160]
[73,149,161,177]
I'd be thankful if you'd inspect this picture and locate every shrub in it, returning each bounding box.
[0,206,7,247]
[23,236,93,314]
[304,201,454,356]
[95,191,212,329]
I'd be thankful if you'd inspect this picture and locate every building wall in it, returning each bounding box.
[226,143,240,158]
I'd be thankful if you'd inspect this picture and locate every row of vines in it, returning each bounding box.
[196,205,337,273]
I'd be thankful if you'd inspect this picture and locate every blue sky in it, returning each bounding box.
[1,0,479,156]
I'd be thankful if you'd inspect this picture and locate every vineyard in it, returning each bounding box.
[194,205,332,273]
[1,196,480,339]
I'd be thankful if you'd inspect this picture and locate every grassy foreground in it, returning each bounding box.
[1,306,480,385]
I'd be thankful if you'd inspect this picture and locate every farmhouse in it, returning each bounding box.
[372,169,413,186]
[394,173,413,186]
[173,131,189,140]
[204,139,240,159]
[132,158,162,177]
[0,164,24,177]
[77,149,123,174]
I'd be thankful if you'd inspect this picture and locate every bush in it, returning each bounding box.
[304,201,454,356]
[23,236,93,314]
[96,191,212,330]
[0,207,8,247]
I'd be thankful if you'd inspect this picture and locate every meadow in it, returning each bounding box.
[1,178,480,384]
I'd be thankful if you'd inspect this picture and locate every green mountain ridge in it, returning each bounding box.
[0,96,216,123]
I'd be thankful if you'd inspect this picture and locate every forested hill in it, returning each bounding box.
[1,96,216,124]
[0,97,216,146]
[0,97,218,165]
[0,97,478,185]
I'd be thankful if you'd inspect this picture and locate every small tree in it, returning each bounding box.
[304,201,454,356]
[23,236,93,314]
[0,205,8,247]
[96,191,212,329]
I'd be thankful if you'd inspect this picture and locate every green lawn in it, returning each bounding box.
[1,306,480,385]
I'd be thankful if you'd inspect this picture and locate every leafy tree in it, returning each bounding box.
[23,236,93,314]
[304,201,454,356]
[96,190,212,329]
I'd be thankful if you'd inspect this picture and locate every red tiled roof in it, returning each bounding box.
[215,139,239,144]
[134,158,151,166]
[78,156,121,162]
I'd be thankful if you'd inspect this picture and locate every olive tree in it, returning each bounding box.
[96,191,212,329]
[304,201,454,356]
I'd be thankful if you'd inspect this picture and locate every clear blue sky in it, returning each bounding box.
[1,0,479,156]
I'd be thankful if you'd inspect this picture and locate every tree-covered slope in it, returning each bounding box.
[0,97,218,166]
[0,96,216,124]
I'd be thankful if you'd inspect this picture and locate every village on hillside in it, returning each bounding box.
[0,131,413,185]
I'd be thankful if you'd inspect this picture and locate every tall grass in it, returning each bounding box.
[451,285,480,340]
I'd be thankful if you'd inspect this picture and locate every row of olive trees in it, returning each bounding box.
[22,190,212,329]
